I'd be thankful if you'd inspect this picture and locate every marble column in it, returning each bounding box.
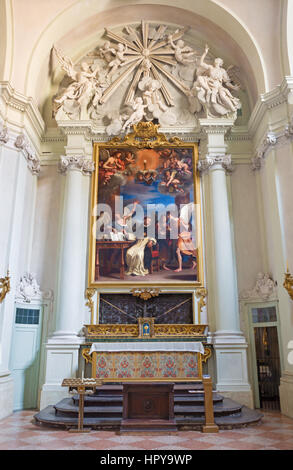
[199,119,252,407]
[40,141,94,409]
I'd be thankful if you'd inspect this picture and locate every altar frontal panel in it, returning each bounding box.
[92,351,202,382]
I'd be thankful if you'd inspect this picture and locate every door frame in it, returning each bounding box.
[247,301,283,408]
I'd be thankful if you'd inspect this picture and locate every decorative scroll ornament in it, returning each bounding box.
[53,22,242,129]
[59,155,95,175]
[240,272,277,301]
[0,271,10,303]
[81,347,93,364]
[14,134,41,175]
[284,266,293,301]
[197,154,233,174]
[251,132,277,171]
[0,123,9,144]
[202,345,213,363]
[131,287,161,300]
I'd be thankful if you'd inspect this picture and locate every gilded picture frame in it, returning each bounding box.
[88,122,203,288]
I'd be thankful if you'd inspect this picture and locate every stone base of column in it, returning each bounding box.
[0,372,14,419]
[213,331,253,408]
[39,341,81,410]
[279,371,293,418]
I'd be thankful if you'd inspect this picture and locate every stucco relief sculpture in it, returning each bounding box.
[0,123,9,144]
[53,46,108,120]
[240,272,277,301]
[16,272,42,303]
[188,45,241,118]
[52,22,242,129]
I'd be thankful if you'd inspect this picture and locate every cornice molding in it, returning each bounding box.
[251,118,293,171]
[248,76,293,138]
[0,82,45,143]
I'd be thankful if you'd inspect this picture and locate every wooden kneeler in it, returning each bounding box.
[202,375,219,433]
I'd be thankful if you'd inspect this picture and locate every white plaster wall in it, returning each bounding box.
[230,163,264,292]
[30,164,64,303]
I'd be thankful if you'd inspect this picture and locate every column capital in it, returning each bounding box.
[58,154,95,176]
[197,154,233,174]
[199,118,236,135]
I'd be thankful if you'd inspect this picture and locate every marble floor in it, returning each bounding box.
[0,410,293,450]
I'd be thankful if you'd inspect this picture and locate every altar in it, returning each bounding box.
[89,341,205,382]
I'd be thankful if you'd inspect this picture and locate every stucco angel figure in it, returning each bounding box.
[139,77,168,114]
[53,46,103,119]
[122,97,147,131]
[99,40,116,63]
[188,44,241,117]
[168,30,196,65]
[108,43,128,77]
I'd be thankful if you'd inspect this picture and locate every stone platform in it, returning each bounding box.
[34,383,263,431]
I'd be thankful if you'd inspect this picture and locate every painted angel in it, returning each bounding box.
[53,45,103,118]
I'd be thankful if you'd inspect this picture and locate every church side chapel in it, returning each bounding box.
[1,0,293,450]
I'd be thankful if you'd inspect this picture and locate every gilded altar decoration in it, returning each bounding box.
[195,287,207,324]
[138,317,155,337]
[131,287,160,300]
[202,345,213,363]
[85,288,97,324]
[284,266,293,301]
[0,270,10,303]
[84,323,207,338]
[88,123,203,288]
[81,347,92,364]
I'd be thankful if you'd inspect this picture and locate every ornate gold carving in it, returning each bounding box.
[195,287,207,323]
[85,288,96,324]
[284,267,293,301]
[81,347,93,364]
[0,271,10,303]
[106,121,184,149]
[131,288,161,300]
[84,323,207,338]
[85,323,139,338]
[154,324,207,338]
[202,345,212,363]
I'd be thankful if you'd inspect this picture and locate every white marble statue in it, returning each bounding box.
[188,44,241,118]
[53,46,104,119]
[139,77,167,114]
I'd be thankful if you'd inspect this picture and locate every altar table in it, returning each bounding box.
[89,341,204,382]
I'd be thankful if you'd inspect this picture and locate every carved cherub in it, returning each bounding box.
[108,43,128,77]
[122,97,147,131]
[168,30,196,64]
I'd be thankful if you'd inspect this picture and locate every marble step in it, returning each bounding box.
[72,392,223,406]
[34,405,263,430]
[54,397,241,417]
